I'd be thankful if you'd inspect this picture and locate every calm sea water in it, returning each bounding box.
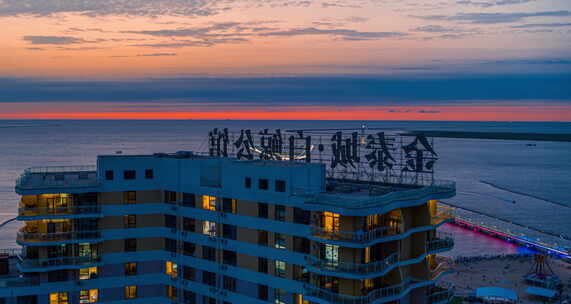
[1,120,570,255]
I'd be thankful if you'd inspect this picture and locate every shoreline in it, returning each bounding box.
[402,131,571,142]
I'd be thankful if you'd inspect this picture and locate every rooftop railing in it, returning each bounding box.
[310,224,403,243]
[16,165,99,190]
[17,230,100,243]
[295,180,455,209]
[307,252,399,275]
[18,206,101,217]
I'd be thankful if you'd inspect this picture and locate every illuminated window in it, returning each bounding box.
[202,195,217,211]
[366,214,380,230]
[124,286,137,299]
[166,286,177,300]
[123,215,136,228]
[275,260,286,278]
[124,262,137,276]
[324,244,339,264]
[79,267,97,280]
[323,212,340,232]
[364,279,374,290]
[202,220,216,236]
[49,292,69,304]
[274,233,286,249]
[165,261,178,278]
[123,191,136,204]
[79,289,98,303]
[274,288,286,304]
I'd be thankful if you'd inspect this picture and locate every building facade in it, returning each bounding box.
[1,148,456,304]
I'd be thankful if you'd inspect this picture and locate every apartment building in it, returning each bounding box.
[1,134,456,304]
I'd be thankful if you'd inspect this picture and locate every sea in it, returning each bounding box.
[1,120,570,257]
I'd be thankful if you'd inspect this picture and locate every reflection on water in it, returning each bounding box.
[440,223,537,257]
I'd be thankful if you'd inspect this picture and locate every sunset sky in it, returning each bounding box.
[0,0,570,120]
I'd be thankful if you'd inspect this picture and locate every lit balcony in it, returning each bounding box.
[17,230,100,244]
[16,166,98,191]
[307,252,399,276]
[18,255,101,270]
[18,206,101,218]
[310,224,403,243]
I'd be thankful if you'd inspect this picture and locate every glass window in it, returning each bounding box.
[258,285,268,300]
[323,212,340,232]
[145,169,154,179]
[124,238,137,251]
[258,179,269,190]
[293,208,310,224]
[183,217,195,232]
[202,271,216,286]
[222,224,237,240]
[275,260,286,278]
[202,246,216,261]
[165,191,177,203]
[244,177,252,188]
[165,238,177,252]
[274,233,286,249]
[123,170,136,180]
[166,286,177,300]
[50,292,69,304]
[165,214,177,229]
[79,267,98,280]
[258,257,268,273]
[123,215,136,228]
[124,286,137,299]
[79,289,98,303]
[202,220,216,237]
[105,170,113,181]
[124,262,137,276]
[223,276,236,292]
[183,266,195,281]
[183,242,195,256]
[182,193,195,207]
[123,191,136,204]
[223,250,237,266]
[275,180,286,192]
[222,198,237,213]
[202,195,217,211]
[258,203,268,218]
[166,261,178,278]
[258,230,268,246]
[275,205,286,221]
[274,288,286,304]
[324,244,339,264]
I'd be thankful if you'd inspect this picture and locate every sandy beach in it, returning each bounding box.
[441,254,571,303]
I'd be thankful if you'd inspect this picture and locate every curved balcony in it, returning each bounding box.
[307,252,399,277]
[304,275,444,304]
[310,225,403,244]
[427,286,454,304]
[19,255,101,271]
[17,230,100,244]
[18,205,101,219]
[15,165,98,191]
[427,232,454,253]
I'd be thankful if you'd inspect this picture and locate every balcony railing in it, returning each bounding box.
[16,165,98,190]
[431,209,454,226]
[427,232,454,252]
[17,230,100,243]
[294,180,455,209]
[18,205,101,217]
[307,252,399,275]
[427,286,454,304]
[19,255,101,269]
[305,277,430,304]
[310,224,403,243]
